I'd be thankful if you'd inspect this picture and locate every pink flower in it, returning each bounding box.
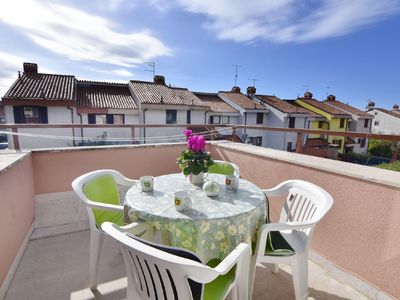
[184,130,192,140]
[187,134,205,152]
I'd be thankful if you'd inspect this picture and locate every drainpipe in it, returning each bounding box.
[244,112,247,142]
[143,108,148,144]
[77,112,83,145]
[67,106,75,146]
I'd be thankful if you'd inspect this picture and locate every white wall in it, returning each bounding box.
[370,109,400,135]
[349,118,371,154]
[5,106,76,149]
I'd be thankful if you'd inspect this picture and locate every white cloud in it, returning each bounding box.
[0,0,171,67]
[176,0,400,43]
[0,53,23,97]
[89,68,134,77]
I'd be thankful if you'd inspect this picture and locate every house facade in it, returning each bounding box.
[217,87,270,147]
[324,95,373,154]
[254,94,313,151]
[295,92,351,153]
[367,102,400,135]
[129,76,209,143]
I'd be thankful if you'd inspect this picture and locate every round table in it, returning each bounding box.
[125,173,267,262]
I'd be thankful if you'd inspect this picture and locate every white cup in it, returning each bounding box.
[139,176,154,192]
[174,191,192,211]
[225,175,239,191]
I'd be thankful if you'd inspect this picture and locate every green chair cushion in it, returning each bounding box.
[263,196,295,256]
[83,174,124,227]
[208,163,235,176]
[265,231,295,256]
[203,258,236,300]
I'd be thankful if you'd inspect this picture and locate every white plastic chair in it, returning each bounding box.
[209,160,240,177]
[252,180,334,300]
[102,222,251,300]
[72,169,151,290]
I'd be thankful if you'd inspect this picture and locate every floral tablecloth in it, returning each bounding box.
[125,173,267,262]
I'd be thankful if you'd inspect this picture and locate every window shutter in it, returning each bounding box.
[39,107,48,124]
[13,106,25,123]
[106,114,114,124]
[88,114,96,124]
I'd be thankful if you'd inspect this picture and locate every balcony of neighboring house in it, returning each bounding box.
[1,140,400,300]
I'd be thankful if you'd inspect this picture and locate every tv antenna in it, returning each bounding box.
[232,64,241,86]
[248,78,258,87]
[144,62,155,78]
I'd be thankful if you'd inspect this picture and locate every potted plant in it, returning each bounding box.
[177,130,213,184]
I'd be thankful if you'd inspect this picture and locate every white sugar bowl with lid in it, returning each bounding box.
[202,180,220,197]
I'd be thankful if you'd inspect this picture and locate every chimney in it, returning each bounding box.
[154,75,165,85]
[304,91,313,99]
[231,86,241,93]
[393,104,399,111]
[246,86,256,98]
[366,100,375,111]
[23,62,38,74]
[327,94,336,101]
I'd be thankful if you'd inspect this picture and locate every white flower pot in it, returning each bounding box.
[188,172,204,185]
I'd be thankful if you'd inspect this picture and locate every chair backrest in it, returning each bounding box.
[208,160,240,176]
[102,222,221,300]
[72,169,128,228]
[277,180,333,244]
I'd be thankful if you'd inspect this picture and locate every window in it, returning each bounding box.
[255,136,262,146]
[374,120,379,126]
[222,116,229,124]
[166,109,177,124]
[287,142,293,151]
[256,113,263,124]
[364,119,369,128]
[318,121,323,129]
[288,117,296,128]
[209,116,220,124]
[249,136,262,146]
[339,118,345,128]
[332,139,342,149]
[88,114,124,124]
[360,138,366,148]
[13,106,48,124]
[186,110,191,124]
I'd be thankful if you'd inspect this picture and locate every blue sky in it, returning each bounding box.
[0,0,399,110]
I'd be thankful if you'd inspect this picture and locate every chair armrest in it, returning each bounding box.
[85,200,124,212]
[117,178,139,188]
[254,222,314,257]
[120,221,149,236]
[213,243,251,276]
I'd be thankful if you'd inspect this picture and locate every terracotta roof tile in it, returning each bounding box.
[77,81,137,109]
[193,92,238,113]
[325,100,372,117]
[297,98,351,117]
[284,100,324,118]
[257,95,310,114]
[219,92,265,109]
[129,80,208,107]
[3,73,75,101]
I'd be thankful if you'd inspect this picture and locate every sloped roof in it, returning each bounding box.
[257,95,310,114]
[297,98,351,117]
[375,108,400,119]
[3,73,75,101]
[129,80,208,107]
[325,99,372,118]
[284,100,324,118]
[77,81,137,109]
[193,92,238,113]
[219,92,265,110]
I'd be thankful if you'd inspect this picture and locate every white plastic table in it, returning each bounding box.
[125,173,267,262]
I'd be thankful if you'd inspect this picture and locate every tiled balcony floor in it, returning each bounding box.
[5,230,369,300]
